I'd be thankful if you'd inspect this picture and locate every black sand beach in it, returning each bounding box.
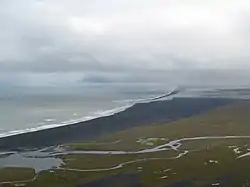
[0,97,240,150]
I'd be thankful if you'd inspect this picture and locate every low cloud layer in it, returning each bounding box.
[1,0,250,86]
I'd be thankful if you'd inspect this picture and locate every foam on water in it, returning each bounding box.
[5,87,238,139]
[0,88,180,138]
[0,103,134,138]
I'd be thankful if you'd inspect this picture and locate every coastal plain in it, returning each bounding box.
[1,98,250,187]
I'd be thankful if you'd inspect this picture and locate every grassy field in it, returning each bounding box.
[0,168,35,183]
[3,139,250,187]
[2,101,250,186]
[87,101,250,151]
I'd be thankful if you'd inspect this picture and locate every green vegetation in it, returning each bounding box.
[0,167,35,184]
[94,101,250,151]
[64,140,122,151]
[65,138,169,152]
[3,139,250,187]
[59,140,250,187]
[62,101,250,152]
[2,101,250,186]
[59,150,178,170]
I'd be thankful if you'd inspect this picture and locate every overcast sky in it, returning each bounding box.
[1,0,250,87]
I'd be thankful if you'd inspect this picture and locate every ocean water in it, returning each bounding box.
[0,85,249,138]
[0,86,166,137]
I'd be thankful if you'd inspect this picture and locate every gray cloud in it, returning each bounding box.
[1,0,250,86]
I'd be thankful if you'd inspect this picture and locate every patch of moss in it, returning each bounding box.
[0,167,35,183]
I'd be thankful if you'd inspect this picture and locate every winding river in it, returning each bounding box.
[1,135,250,173]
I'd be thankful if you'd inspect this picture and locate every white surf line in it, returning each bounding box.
[0,173,39,185]
[57,152,188,172]
[51,136,250,156]
[112,88,179,106]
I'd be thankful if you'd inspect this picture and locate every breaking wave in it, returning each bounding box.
[0,89,180,138]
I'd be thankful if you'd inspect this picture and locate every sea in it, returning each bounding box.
[0,85,170,138]
[0,85,249,138]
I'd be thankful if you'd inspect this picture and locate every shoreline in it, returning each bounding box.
[0,97,241,151]
[0,103,133,139]
[0,90,179,139]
